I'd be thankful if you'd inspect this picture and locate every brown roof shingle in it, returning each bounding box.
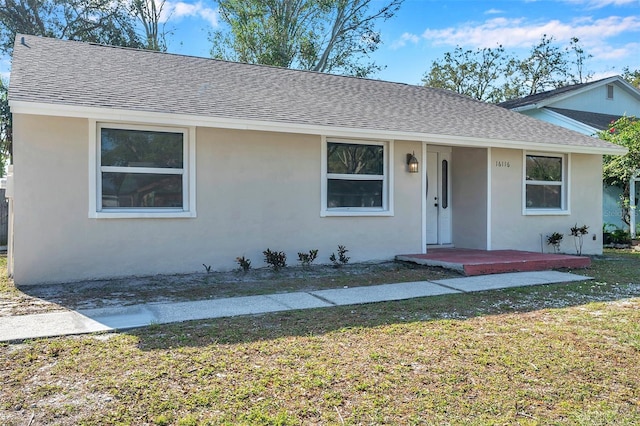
[8,34,623,153]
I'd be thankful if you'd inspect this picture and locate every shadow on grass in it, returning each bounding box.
[126,271,640,351]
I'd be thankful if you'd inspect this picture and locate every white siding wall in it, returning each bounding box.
[551,82,640,116]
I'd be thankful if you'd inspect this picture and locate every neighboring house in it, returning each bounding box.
[7,35,625,285]
[499,76,640,233]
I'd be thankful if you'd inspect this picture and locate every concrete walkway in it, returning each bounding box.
[0,270,590,342]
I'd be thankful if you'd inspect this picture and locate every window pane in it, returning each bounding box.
[327,143,383,175]
[526,155,562,181]
[327,179,383,208]
[102,173,183,208]
[101,128,183,168]
[526,184,561,209]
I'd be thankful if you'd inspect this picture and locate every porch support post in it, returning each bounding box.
[421,142,427,253]
[486,147,492,250]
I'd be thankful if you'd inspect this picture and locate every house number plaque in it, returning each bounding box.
[495,161,511,168]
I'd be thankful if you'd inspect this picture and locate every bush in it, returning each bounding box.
[297,249,318,267]
[329,245,350,267]
[546,232,563,253]
[235,256,251,272]
[263,249,287,271]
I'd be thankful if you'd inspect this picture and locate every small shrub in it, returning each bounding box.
[298,249,319,267]
[610,228,631,245]
[235,256,252,272]
[263,249,287,271]
[570,223,589,255]
[330,245,350,267]
[202,263,212,273]
[546,232,563,253]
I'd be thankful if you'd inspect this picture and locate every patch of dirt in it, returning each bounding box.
[0,261,459,317]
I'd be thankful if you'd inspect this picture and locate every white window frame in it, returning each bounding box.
[522,151,570,216]
[89,121,197,219]
[321,137,394,217]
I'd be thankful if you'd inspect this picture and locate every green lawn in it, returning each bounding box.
[1,251,640,425]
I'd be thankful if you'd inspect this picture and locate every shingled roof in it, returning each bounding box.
[497,80,604,110]
[547,108,621,131]
[9,34,624,154]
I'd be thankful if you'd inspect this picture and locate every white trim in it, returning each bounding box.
[89,121,197,219]
[515,76,640,110]
[631,172,639,238]
[88,119,98,218]
[486,147,492,250]
[320,138,394,217]
[538,109,600,136]
[10,101,626,156]
[421,142,427,253]
[522,151,571,216]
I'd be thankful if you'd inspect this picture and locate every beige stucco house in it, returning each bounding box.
[6,35,626,285]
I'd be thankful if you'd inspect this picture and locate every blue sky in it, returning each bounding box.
[2,0,640,84]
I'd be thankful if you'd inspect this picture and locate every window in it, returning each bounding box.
[606,84,614,100]
[91,123,196,218]
[524,153,568,213]
[322,139,392,216]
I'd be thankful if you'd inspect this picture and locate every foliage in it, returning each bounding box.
[570,223,589,255]
[297,249,318,267]
[329,244,349,267]
[599,116,640,226]
[0,0,144,55]
[608,227,632,245]
[263,248,287,271]
[422,44,516,103]
[423,35,593,103]
[622,67,640,89]
[546,232,563,253]
[131,0,168,51]
[235,256,252,272]
[210,0,403,77]
[0,77,10,175]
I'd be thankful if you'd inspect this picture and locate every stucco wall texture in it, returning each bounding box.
[11,115,603,285]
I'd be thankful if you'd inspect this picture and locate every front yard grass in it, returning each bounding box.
[1,250,640,425]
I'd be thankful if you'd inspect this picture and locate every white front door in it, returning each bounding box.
[425,148,452,245]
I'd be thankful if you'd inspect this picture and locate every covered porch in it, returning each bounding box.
[396,248,591,276]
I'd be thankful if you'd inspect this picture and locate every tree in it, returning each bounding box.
[600,116,640,227]
[423,35,593,103]
[622,67,640,89]
[210,0,403,77]
[131,0,168,51]
[0,0,143,55]
[422,45,516,103]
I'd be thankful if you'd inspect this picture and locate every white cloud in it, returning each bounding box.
[420,15,640,49]
[164,1,219,27]
[390,32,420,49]
[590,41,640,60]
[484,8,504,15]
[562,0,639,9]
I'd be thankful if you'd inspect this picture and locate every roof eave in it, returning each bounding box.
[539,108,601,135]
[9,100,627,156]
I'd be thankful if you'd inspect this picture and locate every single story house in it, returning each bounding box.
[499,76,640,234]
[7,34,626,285]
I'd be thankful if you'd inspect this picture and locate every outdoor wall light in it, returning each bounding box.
[406,152,419,173]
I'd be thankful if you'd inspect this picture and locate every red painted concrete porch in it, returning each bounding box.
[396,248,591,276]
